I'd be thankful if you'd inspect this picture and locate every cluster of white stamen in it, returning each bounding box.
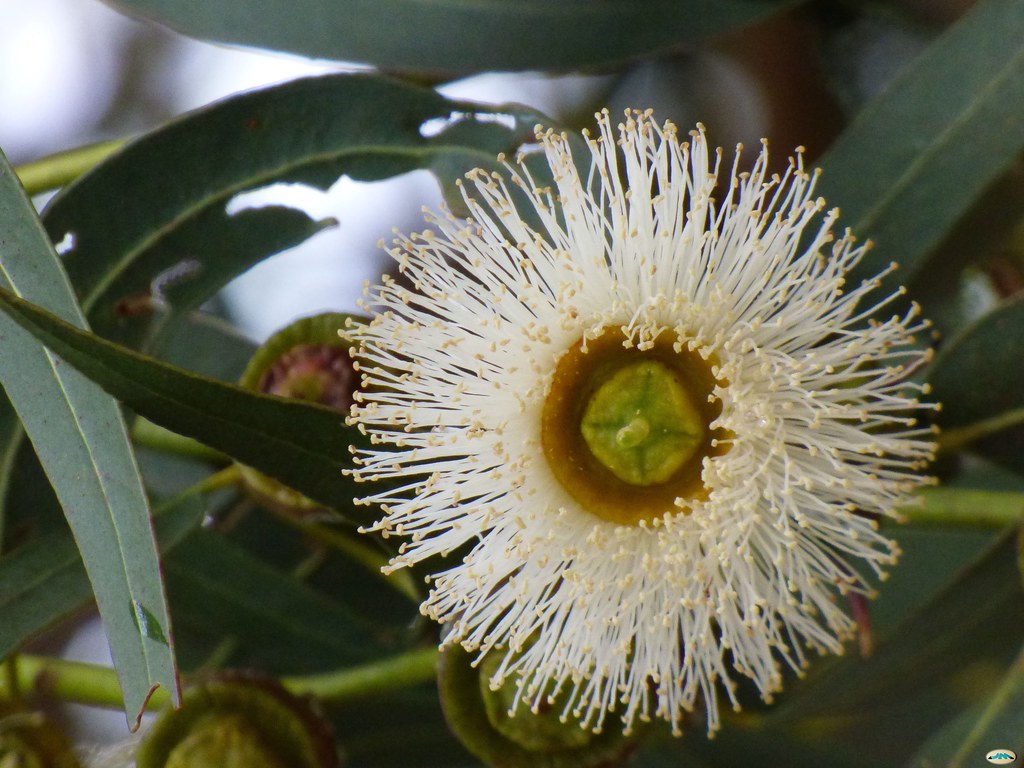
[346,109,937,737]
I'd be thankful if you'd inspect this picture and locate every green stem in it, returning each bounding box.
[900,488,1024,528]
[0,655,166,711]
[193,638,239,675]
[937,406,1024,455]
[949,643,1024,766]
[0,647,439,710]
[292,547,328,582]
[3,657,17,699]
[283,646,439,702]
[275,515,420,603]
[132,417,228,463]
[186,465,243,498]
[14,139,126,195]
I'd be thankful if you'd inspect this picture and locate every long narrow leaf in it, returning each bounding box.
[817,0,1024,291]
[0,285,372,524]
[167,528,378,675]
[0,492,204,660]
[911,643,1024,767]
[100,0,796,74]
[774,532,1024,720]
[1,76,562,530]
[928,297,1024,473]
[0,395,22,547]
[41,74,551,340]
[0,149,178,726]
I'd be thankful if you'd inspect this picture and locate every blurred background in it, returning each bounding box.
[0,0,978,750]
[3,0,963,342]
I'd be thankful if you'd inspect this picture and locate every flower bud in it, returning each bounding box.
[437,646,638,768]
[136,675,339,768]
[237,313,361,517]
[0,702,81,768]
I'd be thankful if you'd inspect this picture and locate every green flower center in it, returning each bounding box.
[580,361,704,486]
[541,330,730,526]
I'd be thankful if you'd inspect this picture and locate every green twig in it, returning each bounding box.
[2,657,17,700]
[0,647,439,710]
[283,646,439,702]
[900,488,1024,528]
[274,514,420,603]
[937,406,1024,455]
[132,417,228,463]
[948,643,1024,766]
[0,655,163,711]
[186,465,243,498]
[14,139,126,195]
[194,638,239,675]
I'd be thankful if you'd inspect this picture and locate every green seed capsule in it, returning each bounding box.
[137,676,338,768]
[437,645,639,768]
[236,312,362,518]
[0,704,81,768]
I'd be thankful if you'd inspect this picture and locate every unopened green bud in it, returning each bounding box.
[237,312,363,518]
[437,646,639,768]
[164,715,287,768]
[0,705,80,768]
[137,676,338,768]
[477,651,591,752]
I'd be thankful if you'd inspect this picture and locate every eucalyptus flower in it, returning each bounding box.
[347,110,936,736]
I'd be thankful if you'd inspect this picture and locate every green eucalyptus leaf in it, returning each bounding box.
[868,520,1002,640]
[649,720,866,768]
[41,74,548,344]
[153,312,258,383]
[0,393,22,548]
[165,528,376,675]
[928,297,1024,471]
[97,205,334,351]
[775,531,1024,722]
[131,312,259,499]
[910,644,1024,768]
[1019,525,1024,590]
[0,286,371,524]
[0,148,177,726]
[929,296,1024,424]
[817,0,1024,292]
[0,531,91,654]
[98,0,795,74]
[216,510,418,633]
[0,492,205,660]
[328,688,475,768]
[1,425,64,543]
